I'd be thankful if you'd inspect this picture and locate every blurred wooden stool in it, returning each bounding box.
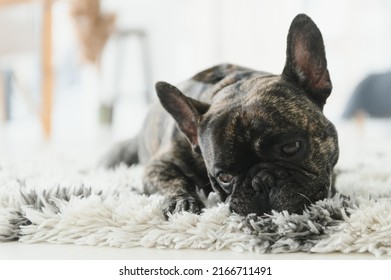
[99,28,152,125]
[112,28,152,103]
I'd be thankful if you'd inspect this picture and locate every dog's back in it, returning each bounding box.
[102,64,260,168]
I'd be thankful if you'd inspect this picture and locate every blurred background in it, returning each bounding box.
[1,0,391,162]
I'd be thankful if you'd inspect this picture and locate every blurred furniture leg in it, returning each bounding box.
[41,0,52,138]
[4,69,12,121]
[0,70,4,122]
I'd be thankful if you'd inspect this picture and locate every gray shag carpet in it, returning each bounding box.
[1,125,391,256]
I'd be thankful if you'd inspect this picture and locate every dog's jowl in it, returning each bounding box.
[102,14,339,219]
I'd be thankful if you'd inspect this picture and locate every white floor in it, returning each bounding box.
[1,242,389,260]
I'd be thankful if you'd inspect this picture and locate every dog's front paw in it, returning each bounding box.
[163,194,205,219]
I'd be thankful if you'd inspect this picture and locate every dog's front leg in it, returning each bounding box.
[143,159,205,219]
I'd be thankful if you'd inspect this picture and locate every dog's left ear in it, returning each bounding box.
[282,14,332,109]
[155,81,209,148]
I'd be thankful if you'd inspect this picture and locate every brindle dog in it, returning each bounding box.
[102,14,339,218]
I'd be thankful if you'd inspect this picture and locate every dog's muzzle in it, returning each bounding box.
[228,163,330,216]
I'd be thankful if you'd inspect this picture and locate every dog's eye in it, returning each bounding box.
[217,172,234,186]
[281,141,301,156]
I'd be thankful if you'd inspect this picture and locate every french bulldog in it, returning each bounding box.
[102,14,339,219]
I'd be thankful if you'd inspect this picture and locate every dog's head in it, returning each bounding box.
[155,14,339,216]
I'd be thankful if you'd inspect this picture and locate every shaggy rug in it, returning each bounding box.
[1,124,391,256]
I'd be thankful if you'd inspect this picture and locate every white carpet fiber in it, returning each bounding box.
[1,122,391,256]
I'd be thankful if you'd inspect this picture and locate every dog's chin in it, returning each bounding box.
[228,191,271,216]
[228,192,308,217]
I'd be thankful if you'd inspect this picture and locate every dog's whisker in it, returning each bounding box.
[298,192,313,204]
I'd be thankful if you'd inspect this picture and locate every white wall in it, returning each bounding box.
[2,0,391,144]
[101,0,391,122]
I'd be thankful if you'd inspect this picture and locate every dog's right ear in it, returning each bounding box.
[282,14,332,109]
[155,81,209,148]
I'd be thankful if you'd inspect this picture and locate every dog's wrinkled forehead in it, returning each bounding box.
[203,75,324,131]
